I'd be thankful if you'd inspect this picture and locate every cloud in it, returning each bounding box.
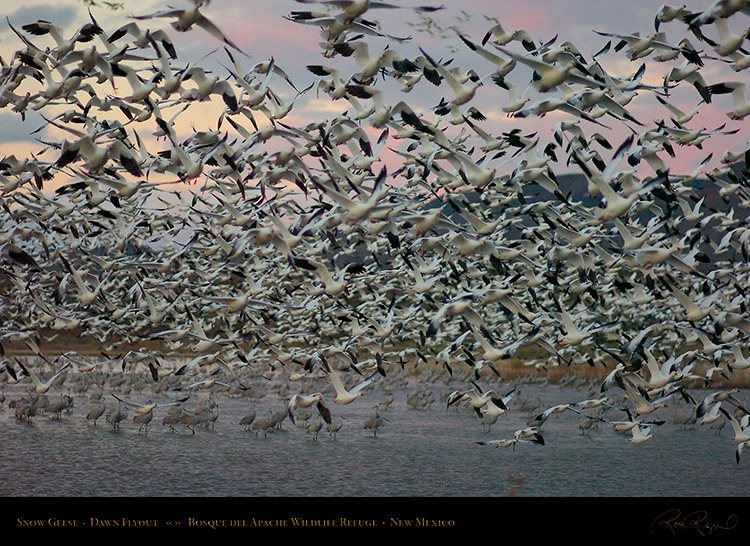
[1,4,79,32]
[0,111,46,143]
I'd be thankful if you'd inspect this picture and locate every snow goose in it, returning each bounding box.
[447,381,498,417]
[111,393,189,417]
[640,347,681,390]
[697,389,750,418]
[132,0,250,57]
[419,47,486,106]
[20,17,101,61]
[320,358,377,405]
[627,423,655,444]
[496,47,605,93]
[287,392,324,424]
[529,403,587,427]
[455,32,517,78]
[294,0,444,26]
[719,408,750,446]
[709,81,750,119]
[655,95,704,125]
[476,437,518,449]
[481,21,536,51]
[711,17,750,56]
[16,361,70,395]
[654,4,690,31]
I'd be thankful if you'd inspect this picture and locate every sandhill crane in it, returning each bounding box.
[11,398,36,423]
[106,401,128,431]
[47,393,71,419]
[306,418,323,440]
[181,409,207,434]
[363,405,386,437]
[251,411,275,438]
[163,407,182,432]
[327,416,344,440]
[239,406,257,430]
[295,408,314,424]
[133,410,154,433]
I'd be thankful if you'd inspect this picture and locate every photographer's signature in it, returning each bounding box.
[650,509,738,537]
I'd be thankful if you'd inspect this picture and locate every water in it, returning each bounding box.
[2,378,748,498]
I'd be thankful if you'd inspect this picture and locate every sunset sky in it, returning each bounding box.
[0,0,746,178]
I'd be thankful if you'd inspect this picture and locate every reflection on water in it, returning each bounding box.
[2,377,748,497]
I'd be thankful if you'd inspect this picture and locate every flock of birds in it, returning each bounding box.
[1,0,750,463]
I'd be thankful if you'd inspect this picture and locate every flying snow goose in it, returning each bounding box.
[496,47,605,93]
[708,81,750,119]
[132,0,250,57]
[16,361,70,394]
[294,0,444,25]
[320,358,377,404]
[287,392,324,424]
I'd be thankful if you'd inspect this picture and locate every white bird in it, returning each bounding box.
[697,390,749,418]
[294,0,444,25]
[455,31,518,79]
[654,4,690,31]
[621,380,662,417]
[419,47,486,106]
[479,430,543,448]
[712,17,750,56]
[708,81,750,119]
[110,393,189,416]
[288,392,324,424]
[720,408,750,445]
[496,47,605,93]
[16,361,70,395]
[529,403,586,427]
[481,21,536,50]
[320,358,377,405]
[132,0,250,57]
[447,382,497,417]
[640,347,681,390]
[698,402,725,425]
[513,426,545,445]
[476,437,519,449]
[655,95,705,125]
[729,345,750,371]
[627,423,655,444]
[300,258,352,296]
[664,280,713,322]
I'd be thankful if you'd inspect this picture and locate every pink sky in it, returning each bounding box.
[0,0,746,179]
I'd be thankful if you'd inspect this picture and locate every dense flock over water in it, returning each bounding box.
[2,0,750,497]
[2,357,749,496]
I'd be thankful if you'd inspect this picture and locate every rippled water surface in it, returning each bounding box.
[2,377,748,497]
